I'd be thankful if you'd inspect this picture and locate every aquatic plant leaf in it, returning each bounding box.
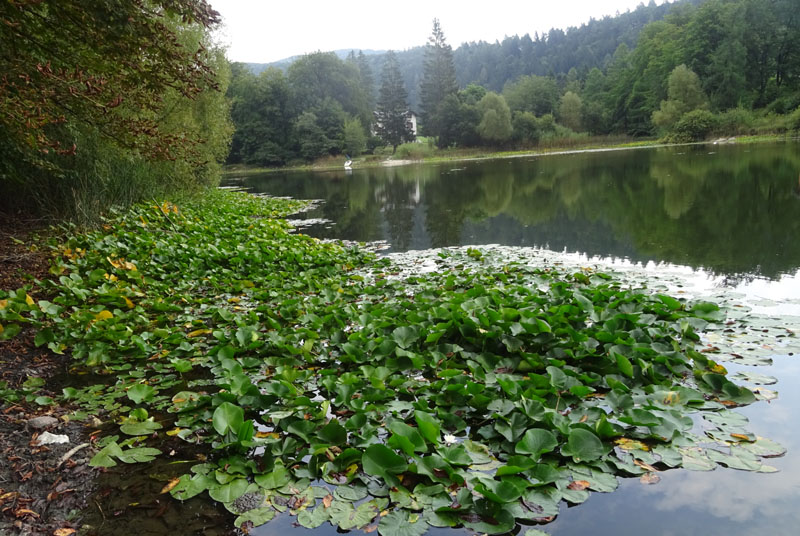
[234,506,275,528]
[126,384,155,404]
[562,429,606,462]
[208,478,249,503]
[379,510,430,536]
[120,418,162,435]
[362,444,408,484]
[414,410,441,445]
[516,428,558,459]
[212,402,244,436]
[297,506,330,528]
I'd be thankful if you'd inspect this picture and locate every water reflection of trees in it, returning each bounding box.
[237,144,800,278]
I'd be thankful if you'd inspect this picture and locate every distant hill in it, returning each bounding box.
[247,49,386,75]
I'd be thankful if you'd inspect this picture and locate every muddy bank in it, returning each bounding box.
[0,327,95,536]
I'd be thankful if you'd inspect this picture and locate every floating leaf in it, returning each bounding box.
[379,509,430,536]
[516,428,558,460]
[120,418,162,435]
[209,478,249,503]
[212,402,244,436]
[127,384,155,404]
[562,429,606,462]
[234,507,275,529]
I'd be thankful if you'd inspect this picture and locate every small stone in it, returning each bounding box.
[37,431,70,445]
[28,415,59,430]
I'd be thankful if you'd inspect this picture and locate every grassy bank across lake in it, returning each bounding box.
[223,133,797,176]
[0,190,785,534]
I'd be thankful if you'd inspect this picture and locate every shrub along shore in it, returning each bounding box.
[0,190,783,534]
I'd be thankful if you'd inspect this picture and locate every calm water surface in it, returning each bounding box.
[231,142,800,281]
[224,142,800,536]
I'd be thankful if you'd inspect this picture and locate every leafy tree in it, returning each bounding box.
[375,51,415,152]
[581,68,611,134]
[437,94,480,148]
[293,112,330,161]
[419,19,459,137]
[503,75,559,116]
[343,117,367,156]
[476,92,513,144]
[652,64,708,133]
[512,111,540,144]
[558,91,583,131]
[461,84,488,105]
[0,0,223,171]
[288,52,371,125]
[668,109,718,142]
[227,66,292,166]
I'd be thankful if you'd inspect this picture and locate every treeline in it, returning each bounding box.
[0,1,232,221]
[227,52,378,167]
[232,0,800,167]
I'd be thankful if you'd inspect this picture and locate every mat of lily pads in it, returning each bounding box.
[0,190,792,535]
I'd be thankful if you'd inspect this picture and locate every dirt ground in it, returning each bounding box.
[1,223,96,536]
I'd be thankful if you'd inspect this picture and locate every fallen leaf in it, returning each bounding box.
[633,460,658,472]
[54,528,76,536]
[640,473,661,485]
[322,494,333,508]
[567,480,590,491]
[187,329,212,338]
[160,477,181,494]
[615,438,650,451]
[93,310,113,321]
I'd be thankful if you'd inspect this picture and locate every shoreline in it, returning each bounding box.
[222,133,797,176]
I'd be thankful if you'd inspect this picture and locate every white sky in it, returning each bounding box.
[208,0,670,64]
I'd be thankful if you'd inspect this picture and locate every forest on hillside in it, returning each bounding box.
[229,0,800,168]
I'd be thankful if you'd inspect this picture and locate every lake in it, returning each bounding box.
[223,141,800,536]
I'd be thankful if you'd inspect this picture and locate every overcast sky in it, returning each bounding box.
[208,0,670,64]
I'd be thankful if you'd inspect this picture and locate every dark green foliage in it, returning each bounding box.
[419,19,459,138]
[294,112,333,160]
[375,51,415,152]
[512,112,540,144]
[0,0,231,220]
[228,66,292,166]
[668,109,719,142]
[288,52,371,124]
[503,75,559,117]
[437,94,480,148]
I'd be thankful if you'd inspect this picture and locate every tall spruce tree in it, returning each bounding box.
[420,18,458,138]
[375,51,415,152]
[357,51,376,110]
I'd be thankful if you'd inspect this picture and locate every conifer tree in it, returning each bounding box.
[357,51,376,110]
[420,18,458,138]
[375,51,415,152]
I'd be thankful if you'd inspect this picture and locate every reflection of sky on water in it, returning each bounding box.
[537,356,800,536]
[383,247,800,536]
[548,364,800,535]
